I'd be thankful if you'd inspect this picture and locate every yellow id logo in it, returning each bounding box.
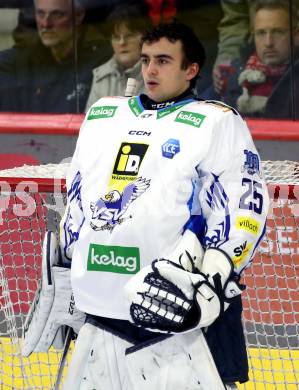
[112,142,148,177]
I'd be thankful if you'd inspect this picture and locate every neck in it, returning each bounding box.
[51,39,74,63]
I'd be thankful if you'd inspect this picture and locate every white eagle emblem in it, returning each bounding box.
[90,177,150,231]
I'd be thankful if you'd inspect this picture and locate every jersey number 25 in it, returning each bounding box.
[239,178,263,214]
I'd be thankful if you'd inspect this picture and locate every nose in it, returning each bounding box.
[37,13,53,29]
[147,60,158,76]
[118,36,127,45]
[264,32,274,46]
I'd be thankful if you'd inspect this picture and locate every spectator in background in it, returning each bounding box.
[0,0,111,113]
[0,8,19,51]
[209,0,299,118]
[213,0,299,95]
[85,4,151,110]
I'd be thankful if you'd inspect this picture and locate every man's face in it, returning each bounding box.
[35,0,81,49]
[254,8,290,66]
[141,38,198,102]
[112,24,142,69]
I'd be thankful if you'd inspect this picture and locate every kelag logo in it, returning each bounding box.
[87,106,117,120]
[175,110,205,128]
[112,142,148,176]
[162,139,180,159]
[87,244,140,274]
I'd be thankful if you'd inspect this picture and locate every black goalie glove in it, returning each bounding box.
[124,249,244,334]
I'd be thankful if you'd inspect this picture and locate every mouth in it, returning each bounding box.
[40,31,56,37]
[264,51,276,56]
[146,81,159,89]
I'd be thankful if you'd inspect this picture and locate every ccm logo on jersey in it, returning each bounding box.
[128,130,151,136]
[162,139,180,159]
[68,293,76,315]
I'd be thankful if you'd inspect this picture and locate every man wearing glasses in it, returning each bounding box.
[211,0,299,118]
[0,0,110,113]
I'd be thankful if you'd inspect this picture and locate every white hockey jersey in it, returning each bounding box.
[60,95,269,320]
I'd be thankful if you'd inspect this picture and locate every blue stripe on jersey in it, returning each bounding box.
[204,174,231,249]
[156,98,195,112]
[184,178,207,247]
[136,95,145,112]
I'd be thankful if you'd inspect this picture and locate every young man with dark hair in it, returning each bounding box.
[23,20,268,389]
[141,21,206,89]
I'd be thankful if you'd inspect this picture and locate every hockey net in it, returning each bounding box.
[0,161,298,389]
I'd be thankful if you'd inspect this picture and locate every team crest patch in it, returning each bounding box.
[242,149,260,175]
[90,177,150,232]
[162,139,180,159]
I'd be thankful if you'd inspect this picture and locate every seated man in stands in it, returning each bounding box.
[0,0,111,113]
[85,4,151,110]
[208,0,299,118]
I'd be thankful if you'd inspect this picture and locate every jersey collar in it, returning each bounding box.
[128,89,197,117]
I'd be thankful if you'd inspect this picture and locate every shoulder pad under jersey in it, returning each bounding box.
[203,100,239,115]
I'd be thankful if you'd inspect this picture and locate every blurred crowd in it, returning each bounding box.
[0,0,298,119]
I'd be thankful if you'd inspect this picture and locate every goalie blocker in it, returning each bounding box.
[22,231,86,356]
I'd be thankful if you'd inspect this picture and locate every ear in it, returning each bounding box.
[75,9,85,27]
[186,63,200,81]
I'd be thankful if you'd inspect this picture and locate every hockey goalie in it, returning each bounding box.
[22,21,269,390]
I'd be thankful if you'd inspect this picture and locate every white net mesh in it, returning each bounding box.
[0,162,71,179]
[0,161,298,389]
[0,188,68,389]
[0,159,297,183]
[262,160,299,184]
